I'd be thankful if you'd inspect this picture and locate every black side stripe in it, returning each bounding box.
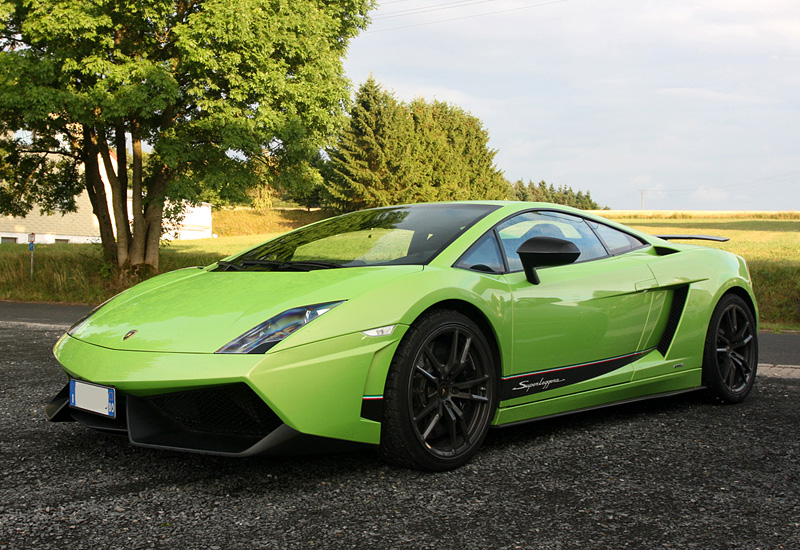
[657,285,689,356]
[500,348,654,401]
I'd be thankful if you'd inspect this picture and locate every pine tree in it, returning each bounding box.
[509,180,604,209]
[324,82,508,210]
[324,77,412,211]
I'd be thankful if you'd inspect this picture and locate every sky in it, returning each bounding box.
[342,0,800,210]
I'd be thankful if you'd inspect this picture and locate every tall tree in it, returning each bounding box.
[0,0,373,273]
[324,79,508,211]
[403,98,508,204]
[324,77,413,211]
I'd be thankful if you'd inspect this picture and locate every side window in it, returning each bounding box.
[590,222,646,255]
[454,232,505,273]
[496,211,607,271]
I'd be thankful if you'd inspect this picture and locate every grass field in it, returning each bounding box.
[211,207,330,236]
[1,208,798,330]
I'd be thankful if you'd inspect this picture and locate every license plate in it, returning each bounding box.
[69,380,116,418]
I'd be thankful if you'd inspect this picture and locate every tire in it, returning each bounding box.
[702,294,758,403]
[379,310,498,471]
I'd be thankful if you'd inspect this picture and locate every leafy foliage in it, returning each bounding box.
[510,180,605,210]
[324,77,509,211]
[0,0,373,270]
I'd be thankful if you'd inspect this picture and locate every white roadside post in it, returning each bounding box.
[28,232,35,278]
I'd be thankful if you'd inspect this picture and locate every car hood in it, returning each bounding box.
[69,265,422,353]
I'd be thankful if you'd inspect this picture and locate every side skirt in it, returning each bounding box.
[492,368,702,427]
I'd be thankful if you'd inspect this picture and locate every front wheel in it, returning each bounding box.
[379,310,497,471]
[702,294,758,403]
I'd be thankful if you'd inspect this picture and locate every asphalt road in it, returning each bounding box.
[1,302,799,549]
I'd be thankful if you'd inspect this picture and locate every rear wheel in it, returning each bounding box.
[702,294,758,403]
[379,310,497,471]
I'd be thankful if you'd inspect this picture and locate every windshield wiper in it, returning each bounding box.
[285,260,342,270]
[215,260,244,271]
[239,259,342,271]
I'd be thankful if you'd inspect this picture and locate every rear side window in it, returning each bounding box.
[590,222,647,255]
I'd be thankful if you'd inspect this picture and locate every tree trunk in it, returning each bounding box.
[114,122,132,254]
[143,198,164,271]
[129,120,148,268]
[142,167,169,272]
[82,126,116,263]
[97,127,131,270]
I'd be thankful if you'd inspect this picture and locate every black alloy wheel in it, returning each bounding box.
[702,294,758,403]
[380,310,497,471]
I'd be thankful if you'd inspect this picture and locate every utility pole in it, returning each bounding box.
[640,190,645,210]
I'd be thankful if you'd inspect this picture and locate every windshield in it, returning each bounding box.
[215,203,499,271]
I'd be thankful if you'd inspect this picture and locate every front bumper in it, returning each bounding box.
[47,328,407,454]
[45,382,367,456]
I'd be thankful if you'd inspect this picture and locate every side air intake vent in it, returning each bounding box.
[657,286,689,356]
[654,246,680,256]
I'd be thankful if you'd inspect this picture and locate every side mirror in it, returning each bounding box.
[516,237,580,285]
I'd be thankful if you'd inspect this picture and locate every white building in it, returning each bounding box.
[0,155,212,244]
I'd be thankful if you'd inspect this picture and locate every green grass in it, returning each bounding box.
[1,209,798,331]
[0,208,326,304]
[212,207,330,236]
[0,235,274,304]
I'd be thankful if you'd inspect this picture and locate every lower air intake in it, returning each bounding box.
[127,383,283,454]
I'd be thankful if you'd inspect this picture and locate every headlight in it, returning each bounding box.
[216,301,344,354]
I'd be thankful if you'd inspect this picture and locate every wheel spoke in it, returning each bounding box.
[454,392,489,403]
[719,354,734,386]
[444,404,458,450]
[732,320,750,344]
[450,401,472,446]
[446,329,460,375]
[726,308,738,336]
[725,356,737,387]
[731,333,753,350]
[449,336,472,380]
[730,352,751,378]
[413,399,439,423]
[423,345,445,377]
[420,411,442,440]
[415,363,438,383]
[454,374,489,391]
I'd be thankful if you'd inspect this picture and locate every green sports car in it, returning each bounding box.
[46,202,759,471]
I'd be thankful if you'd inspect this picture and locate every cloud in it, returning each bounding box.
[691,186,730,206]
[655,88,773,104]
[344,0,800,210]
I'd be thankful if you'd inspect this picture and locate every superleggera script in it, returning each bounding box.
[512,377,567,393]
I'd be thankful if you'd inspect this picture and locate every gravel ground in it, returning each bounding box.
[1,323,798,550]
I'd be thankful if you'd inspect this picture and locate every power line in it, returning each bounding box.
[623,169,800,208]
[375,0,513,20]
[366,0,572,33]
[599,169,800,208]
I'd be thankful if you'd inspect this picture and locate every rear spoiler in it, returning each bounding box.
[655,235,729,242]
